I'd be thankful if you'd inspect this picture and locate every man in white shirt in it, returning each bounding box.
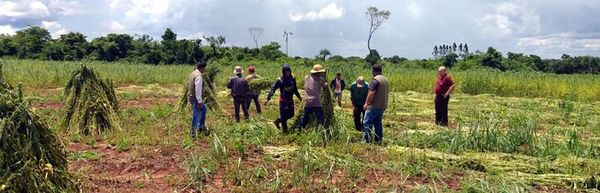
[187,61,207,138]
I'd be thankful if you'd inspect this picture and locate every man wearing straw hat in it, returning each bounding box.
[301,64,328,129]
[350,76,369,131]
[227,66,250,122]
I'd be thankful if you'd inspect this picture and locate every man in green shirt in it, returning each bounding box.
[350,76,369,131]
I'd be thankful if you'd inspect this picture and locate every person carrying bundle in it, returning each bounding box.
[301,64,328,129]
[265,64,302,133]
[245,66,262,114]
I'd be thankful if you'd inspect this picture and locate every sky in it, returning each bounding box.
[1,0,599,59]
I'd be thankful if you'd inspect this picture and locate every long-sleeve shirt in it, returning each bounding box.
[267,76,301,102]
[350,82,369,107]
[227,75,249,98]
[195,76,203,103]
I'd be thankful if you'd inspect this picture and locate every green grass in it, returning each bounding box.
[4,58,600,101]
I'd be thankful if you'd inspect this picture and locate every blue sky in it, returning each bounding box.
[1,0,599,59]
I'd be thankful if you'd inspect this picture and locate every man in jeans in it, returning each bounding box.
[330,73,345,107]
[363,64,389,143]
[433,66,455,126]
[350,76,369,131]
[187,61,207,138]
[227,66,250,122]
[245,66,262,114]
[265,64,302,133]
[301,64,328,129]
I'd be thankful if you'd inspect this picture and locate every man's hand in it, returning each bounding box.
[363,104,370,111]
[444,93,449,98]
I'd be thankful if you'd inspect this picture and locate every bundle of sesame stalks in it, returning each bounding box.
[0,80,79,192]
[0,59,10,90]
[62,65,120,135]
[248,78,272,93]
[176,65,222,111]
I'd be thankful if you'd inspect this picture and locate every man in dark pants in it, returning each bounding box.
[245,66,262,114]
[301,64,328,129]
[363,64,389,143]
[227,66,250,122]
[433,66,455,126]
[265,64,302,133]
[330,73,345,107]
[350,76,369,131]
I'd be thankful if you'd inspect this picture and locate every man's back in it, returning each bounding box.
[304,75,325,107]
[228,76,248,97]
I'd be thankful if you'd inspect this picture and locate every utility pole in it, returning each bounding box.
[283,31,293,56]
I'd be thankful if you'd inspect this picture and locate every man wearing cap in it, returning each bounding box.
[301,64,328,129]
[245,66,262,114]
[433,66,455,126]
[265,64,302,133]
[227,66,250,122]
[363,64,389,143]
[330,73,346,107]
[187,61,207,138]
[350,76,369,131]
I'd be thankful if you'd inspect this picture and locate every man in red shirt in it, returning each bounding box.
[433,66,455,126]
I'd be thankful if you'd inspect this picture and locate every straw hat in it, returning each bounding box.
[310,64,326,74]
[233,66,244,74]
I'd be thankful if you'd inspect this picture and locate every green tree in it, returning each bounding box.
[0,35,17,57]
[204,35,225,59]
[13,26,51,59]
[442,53,458,68]
[365,49,381,66]
[482,47,503,70]
[91,34,133,61]
[259,42,285,61]
[319,48,331,60]
[42,40,66,60]
[161,28,177,42]
[365,7,391,51]
[58,32,89,60]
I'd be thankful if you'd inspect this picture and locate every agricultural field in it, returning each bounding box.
[2,58,600,192]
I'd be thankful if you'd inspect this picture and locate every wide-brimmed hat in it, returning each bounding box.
[233,66,244,74]
[310,64,326,74]
[356,76,365,87]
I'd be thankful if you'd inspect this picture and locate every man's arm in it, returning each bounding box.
[266,79,281,102]
[363,90,375,111]
[445,84,455,97]
[194,76,204,109]
[294,79,302,101]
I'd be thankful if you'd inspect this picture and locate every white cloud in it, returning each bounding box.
[42,20,68,37]
[106,20,126,33]
[517,33,600,53]
[48,0,85,16]
[0,0,50,18]
[478,2,540,37]
[289,2,344,22]
[0,25,18,35]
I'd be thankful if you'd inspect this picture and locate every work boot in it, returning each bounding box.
[273,118,281,129]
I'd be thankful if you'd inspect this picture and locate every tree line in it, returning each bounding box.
[1,26,599,74]
[0,26,288,65]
